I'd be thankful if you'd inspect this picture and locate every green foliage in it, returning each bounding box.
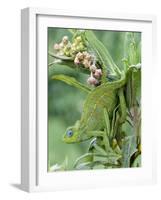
[122,136,137,168]
[84,30,121,81]
[52,74,91,93]
[48,28,141,170]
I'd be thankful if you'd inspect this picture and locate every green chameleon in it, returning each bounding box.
[62,74,127,143]
[60,66,139,169]
[52,65,138,146]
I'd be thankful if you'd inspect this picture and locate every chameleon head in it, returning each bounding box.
[62,126,82,143]
[62,121,92,143]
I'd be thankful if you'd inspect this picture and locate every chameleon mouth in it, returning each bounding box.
[62,133,92,144]
[62,136,80,144]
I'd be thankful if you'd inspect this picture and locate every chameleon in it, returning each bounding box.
[62,73,127,144]
[62,64,140,144]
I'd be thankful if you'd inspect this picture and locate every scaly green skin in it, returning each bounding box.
[63,75,126,143]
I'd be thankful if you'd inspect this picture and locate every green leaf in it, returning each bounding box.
[48,51,73,61]
[48,61,89,78]
[52,74,91,93]
[93,143,108,156]
[118,88,127,124]
[75,161,105,170]
[84,30,121,80]
[73,153,94,168]
[136,41,141,64]
[94,152,121,165]
[124,32,141,66]
[125,65,141,109]
[75,162,93,170]
[49,157,68,172]
[132,67,141,105]
[110,105,119,139]
[103,108,110,137]
[131,154,141,167]
[74,151,121,169]
[68,28,77,35]
[122,136,137,168]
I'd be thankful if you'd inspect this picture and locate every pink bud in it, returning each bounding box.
[89,65,97,72]
[94,69,102,79]
[53,43,60,50]
[74,57,80,64]
[87,75,98,85]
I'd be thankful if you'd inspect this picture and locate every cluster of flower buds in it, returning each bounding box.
[53,35,86,57]
[74,51,102,86]
[87,69,102,86]
[53,35,102,87]
[71,36,86,55]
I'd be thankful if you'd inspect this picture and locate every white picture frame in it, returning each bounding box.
[21,7,157,192]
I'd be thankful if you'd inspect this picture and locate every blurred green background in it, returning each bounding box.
[48,28,141,171]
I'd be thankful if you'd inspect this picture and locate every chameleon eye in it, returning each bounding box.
[66,130,73,137]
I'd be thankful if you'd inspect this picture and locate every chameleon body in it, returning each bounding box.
[63,75,126,143]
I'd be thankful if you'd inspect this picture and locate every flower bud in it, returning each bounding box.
[53,43,60,50]
[94,69,102,79]
[83,59,91,68]
[82,51,88,57]
[87,75,98,85]
[76,52,84,60]
[59,43,64,49]
[76,46,81,51]
[75,36,82,43]
[64,51,70,56]
[85,54,92,61]
[74,57,80,64]
[64,44,71,52]
[112,138,117,148]
[62,36,68,45]
[89,64,97,72]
